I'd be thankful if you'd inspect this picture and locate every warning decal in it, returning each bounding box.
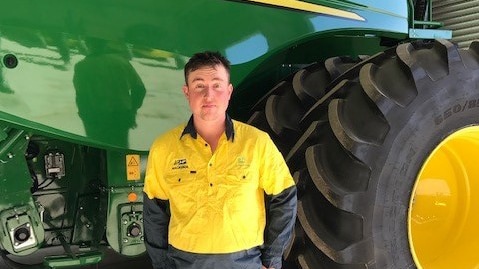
[126,154,141,181]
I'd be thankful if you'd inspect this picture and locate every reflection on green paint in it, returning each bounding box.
[0,1,411,151]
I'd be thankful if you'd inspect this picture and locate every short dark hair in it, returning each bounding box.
[184,51,230,84]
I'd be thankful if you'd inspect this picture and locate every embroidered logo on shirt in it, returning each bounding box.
[236,156,249,167]
[172,158,189,170]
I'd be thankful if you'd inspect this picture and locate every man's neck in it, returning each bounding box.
[194,116,225,152]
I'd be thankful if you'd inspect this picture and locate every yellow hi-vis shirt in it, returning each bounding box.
[143,118,294,254]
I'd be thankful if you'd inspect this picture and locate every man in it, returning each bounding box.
[143,51,297,269]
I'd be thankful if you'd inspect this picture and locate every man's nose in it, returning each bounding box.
[203,87,213,97]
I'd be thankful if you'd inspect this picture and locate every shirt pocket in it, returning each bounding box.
[165,170,197,185]
[216,168,255,204]
[222,168,261,227]
[225,168,254,185]
[164,170,198,205]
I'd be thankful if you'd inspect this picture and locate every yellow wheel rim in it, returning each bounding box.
[408,126,479,269]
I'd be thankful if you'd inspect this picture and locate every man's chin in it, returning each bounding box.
[199,113,222,122]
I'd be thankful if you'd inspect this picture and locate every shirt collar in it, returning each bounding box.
[180,114,235,142]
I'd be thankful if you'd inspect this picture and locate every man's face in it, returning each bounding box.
[183,64,233,122]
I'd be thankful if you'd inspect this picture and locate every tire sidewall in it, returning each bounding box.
[372,75,479,268]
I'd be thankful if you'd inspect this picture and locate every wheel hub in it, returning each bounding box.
[409,126,479,268]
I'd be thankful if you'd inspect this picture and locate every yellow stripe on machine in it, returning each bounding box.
[247,0,365,21]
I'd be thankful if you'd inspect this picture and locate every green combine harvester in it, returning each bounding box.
[0,0,476,268]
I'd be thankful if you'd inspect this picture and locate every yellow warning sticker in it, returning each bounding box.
[126,154,140,181]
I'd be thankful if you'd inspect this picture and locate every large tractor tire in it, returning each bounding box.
[248,39,479,268]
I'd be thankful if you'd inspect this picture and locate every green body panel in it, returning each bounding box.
[0,0,452,267]
[0,0,410,151]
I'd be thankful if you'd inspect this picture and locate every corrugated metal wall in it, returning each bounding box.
[433,0,479,48]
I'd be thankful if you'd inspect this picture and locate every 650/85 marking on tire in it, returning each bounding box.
[435,99,479,125]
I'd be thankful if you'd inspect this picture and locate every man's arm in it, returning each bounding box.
[143,193,175,269]
[261,186,297,269]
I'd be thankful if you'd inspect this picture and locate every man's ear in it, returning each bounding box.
[227,83,233,99]
[182,85,189,99]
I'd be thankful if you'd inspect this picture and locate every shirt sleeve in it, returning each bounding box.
[259,134,295,195]
[261,186,297,269]
[143,193,176,269]
[144,139,169,200]
[143,136,175,268]
[258,133,297,268]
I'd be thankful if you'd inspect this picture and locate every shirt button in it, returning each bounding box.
[205,143,208,147]
[209,163,212,167]
[209,183,213,187]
